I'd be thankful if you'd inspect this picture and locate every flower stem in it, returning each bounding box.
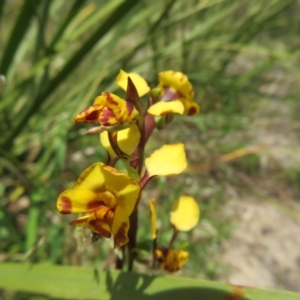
[128,206,138,271]
[168,226,179,248]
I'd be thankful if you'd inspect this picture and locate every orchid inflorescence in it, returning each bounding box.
[57,70,200,272]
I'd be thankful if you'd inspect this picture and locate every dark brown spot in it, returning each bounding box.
[188,106,197,115]
[85,109,99,121]
[60,196,72,214]
[114,222,128,247]
[86,200,103,210]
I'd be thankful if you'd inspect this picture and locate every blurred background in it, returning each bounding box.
[1,0,300,294]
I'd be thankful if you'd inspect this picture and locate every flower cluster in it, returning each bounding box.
[57,70,200,272]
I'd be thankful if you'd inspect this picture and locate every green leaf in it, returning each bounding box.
[0,263,299,300]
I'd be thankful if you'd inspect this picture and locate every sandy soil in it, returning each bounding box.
[221,100,300,292]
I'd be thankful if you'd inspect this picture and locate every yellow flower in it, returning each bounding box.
[147,70,200,116]
[145,144,187,177]
[170,196,200,231]
[100,124,140,159]
[74,92,139,132]
[57,163,140,248]
[155,247,189,272]
[116,69,150,97]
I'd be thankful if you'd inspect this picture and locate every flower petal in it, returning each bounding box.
[57,188,101,214]
[100,164,140,216]
[149,199,157,239]
[116,69,150,97]
[74,163,106,192]
[156,248,189,272]
[111,205,130,248]
[74,163,140,216]
[158,70,194,100]
[74,104,102,123]
[70,214,112,238]
[170,196,200,231]
[96,92,139,129]
[180,98,200,115]
[145,144,187,177]
[147,100,184,116]
[100,124,140,159]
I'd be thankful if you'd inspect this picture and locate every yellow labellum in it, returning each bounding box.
[145,144,187,177]
[147,100,185,116]
[116,69,150,97]
[170,196,200,231]
[149,199,157,239]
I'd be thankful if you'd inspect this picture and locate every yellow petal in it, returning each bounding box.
[147,100,184,116]
[170,196,200,231]
[149,199,157,239]
[158,70,194,100]
[180,98,200,115]
[57,188,101,214]
[145,144,187,177]
[100,164,140,216]
[111,205,130,248]
[100,124,140,159]
[75,163,106,191]
[116,69,150,97]
[187,101,200,116]
[74,163,140,216]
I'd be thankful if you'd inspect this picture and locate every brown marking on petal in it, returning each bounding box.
[103,208,114,220]
[179,73,185,82]
[188,106,198,115]
[89,219,112,238]
[70,217,88,225]
[103,92,118,105]
[103,165,121,175]
[74,106,100,123]
[114,222,128,247]
[99,108,115,125]
[85,109,100,121]
[86,200,103,210]
[60,196,72,214]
